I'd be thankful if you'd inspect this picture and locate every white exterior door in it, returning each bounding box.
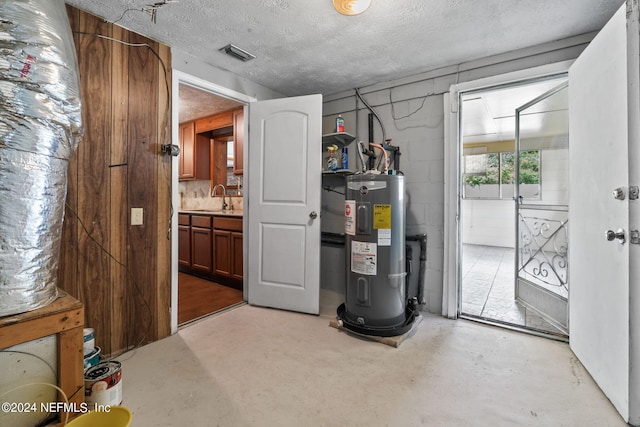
[247,94,322,314]
[569,4,630,421]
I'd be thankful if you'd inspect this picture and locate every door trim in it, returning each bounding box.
[443,61,573,318]
[170,70,256,334]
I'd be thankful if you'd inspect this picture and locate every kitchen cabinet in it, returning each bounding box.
[195,111,233,133]
[213,230,231,276]
[178,212,243,288]
[190,215,213,273]
[179,121,210,181]
[233,109,244,175]
[180,109,243,184]
[178,214,191,268]
[213,216,243,283]
[231,232,243,280]
[179,121,195,180]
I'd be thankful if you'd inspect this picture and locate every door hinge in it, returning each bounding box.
[631,229,640,244]
[629,186,639,200]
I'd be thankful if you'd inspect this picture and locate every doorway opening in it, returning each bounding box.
[171,71,255,331]
[177,83,244,326]
[458,76,569,339]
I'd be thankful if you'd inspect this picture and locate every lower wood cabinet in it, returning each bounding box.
[179,213,243,288]
[190,215,213,273]
[191,228,213,273]
[213,217,243,283]
[231,232,243,281]
[213,230,231,276]
[178,214,191,267]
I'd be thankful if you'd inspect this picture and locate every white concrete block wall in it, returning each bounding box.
[322,89,447,313]
[322,34,590,315]
[462,199,515,248]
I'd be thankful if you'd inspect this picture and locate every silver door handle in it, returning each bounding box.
[309,211,318,220]
[606,228,625,244]
[612,187,626,200]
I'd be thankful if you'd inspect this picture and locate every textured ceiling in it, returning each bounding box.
[179,85,242,123]
[64,0,623,97]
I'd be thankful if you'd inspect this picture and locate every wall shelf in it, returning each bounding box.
[322,132,355,149]
[322,169,355,175]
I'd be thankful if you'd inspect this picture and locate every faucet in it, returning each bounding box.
[211,184,228,210]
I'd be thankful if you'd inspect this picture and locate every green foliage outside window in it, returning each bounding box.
[465,151,539,187]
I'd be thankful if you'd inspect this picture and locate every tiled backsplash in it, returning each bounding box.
[179,180,243,211]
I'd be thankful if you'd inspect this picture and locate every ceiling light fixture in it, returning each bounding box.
[219,44,256,62]
[333,0,372,16]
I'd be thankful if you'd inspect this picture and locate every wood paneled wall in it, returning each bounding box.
[59,6,172,357]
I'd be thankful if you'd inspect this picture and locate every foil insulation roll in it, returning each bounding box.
[0,0,83,316]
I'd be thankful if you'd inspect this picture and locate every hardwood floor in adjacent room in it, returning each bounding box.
[178,272,243,325]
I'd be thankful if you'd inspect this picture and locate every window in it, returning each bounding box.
[463,150,540,199]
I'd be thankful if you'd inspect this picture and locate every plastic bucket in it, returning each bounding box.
[64,406,132,427]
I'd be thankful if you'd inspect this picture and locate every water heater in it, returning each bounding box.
[338,172,413,336]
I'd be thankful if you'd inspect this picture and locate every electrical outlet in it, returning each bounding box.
[131,208,144,226]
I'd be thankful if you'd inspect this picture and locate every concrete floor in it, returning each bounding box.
[118,303,624,426]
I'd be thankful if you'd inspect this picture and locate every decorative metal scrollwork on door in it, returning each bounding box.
[518,212,568,295]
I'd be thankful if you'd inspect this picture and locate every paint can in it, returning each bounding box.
[83,328,95,356]
[84,361,122,407]
[83,346,101,370]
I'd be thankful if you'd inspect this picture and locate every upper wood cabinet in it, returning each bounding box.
[195,111,233,133]
[180,109,243,184]
[179,121,210,181]
[179,121,195,180]
[233,109,244,175]
[178,122,211,181]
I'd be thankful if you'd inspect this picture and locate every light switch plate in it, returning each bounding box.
[131,208,144,226]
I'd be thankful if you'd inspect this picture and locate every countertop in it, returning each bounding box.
[179,209,243,218]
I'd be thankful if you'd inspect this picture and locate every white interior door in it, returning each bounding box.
[569,4,629,421]
[247,94,322,314]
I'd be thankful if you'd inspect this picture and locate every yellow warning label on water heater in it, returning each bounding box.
[373,204,391,229]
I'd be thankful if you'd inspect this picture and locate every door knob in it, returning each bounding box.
[309,211,318,219]
[606,228,626,244]
[612,187,626,200]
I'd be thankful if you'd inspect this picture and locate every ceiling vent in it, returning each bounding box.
[219,44,256,62]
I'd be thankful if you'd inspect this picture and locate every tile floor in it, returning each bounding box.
[461,244,565,336]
